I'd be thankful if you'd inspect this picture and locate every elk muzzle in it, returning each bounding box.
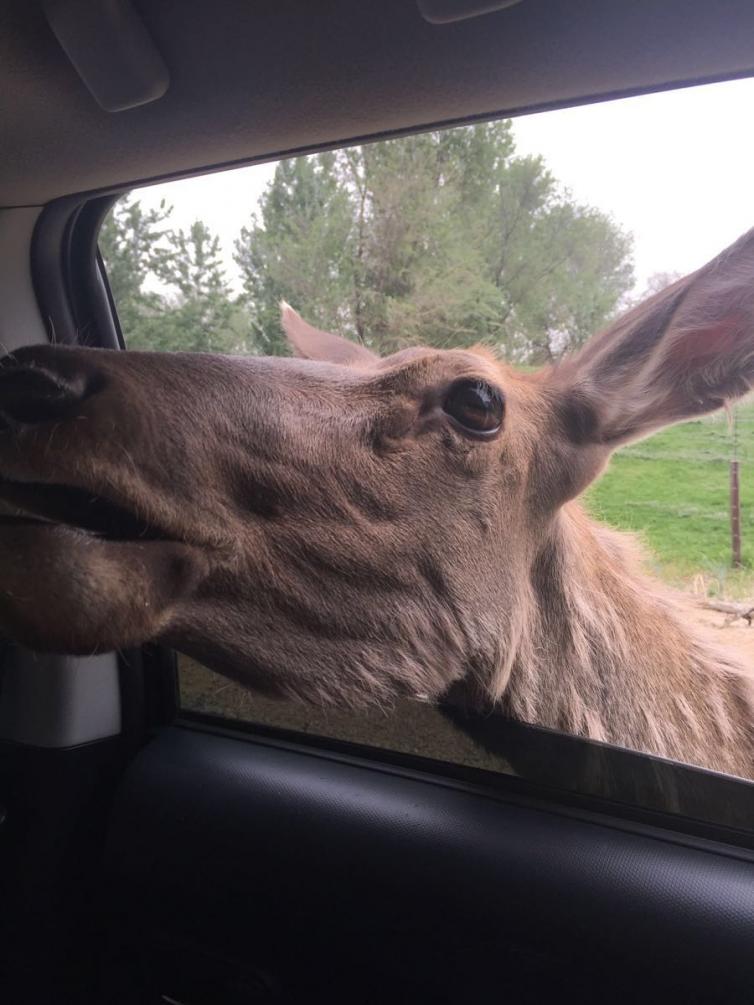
[0,345,208,654]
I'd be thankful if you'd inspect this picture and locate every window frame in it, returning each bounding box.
[176,688,754,851]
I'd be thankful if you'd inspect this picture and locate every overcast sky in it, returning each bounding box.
[135,76,754,296]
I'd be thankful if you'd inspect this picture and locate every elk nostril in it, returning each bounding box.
[0,364,90,427]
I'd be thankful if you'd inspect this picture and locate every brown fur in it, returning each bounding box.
[0,232,753,777]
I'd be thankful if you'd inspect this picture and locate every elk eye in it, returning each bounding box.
[443,379,504,436]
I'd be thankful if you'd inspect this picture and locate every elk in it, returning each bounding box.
[0,230,753,778]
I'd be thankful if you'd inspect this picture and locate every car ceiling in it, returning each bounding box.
[3,0,754,207]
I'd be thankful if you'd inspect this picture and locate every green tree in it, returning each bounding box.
[156,221,249,353]
[105,123,634,364]
[234,153,354,355]
[101,197,251,353]
[235,122,634,362]
[98,194,175,348]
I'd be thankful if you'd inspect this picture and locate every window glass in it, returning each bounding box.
[101,77,754,808]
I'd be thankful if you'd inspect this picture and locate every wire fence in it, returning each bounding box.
[588,396,754,590]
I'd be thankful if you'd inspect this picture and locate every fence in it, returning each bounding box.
[587,396,754,592]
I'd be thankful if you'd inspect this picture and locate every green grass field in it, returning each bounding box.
[584,398,754,598]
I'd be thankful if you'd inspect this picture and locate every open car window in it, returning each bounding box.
[100,76,754,840]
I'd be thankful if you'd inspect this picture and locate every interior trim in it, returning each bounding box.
[0,203,124,749]
[0,648,121,748]
[44,0,170,112]
[104,725,754,1002]
[5,0,754,203]
[0,208,48,352]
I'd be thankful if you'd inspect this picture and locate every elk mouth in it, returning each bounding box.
[0,479,167,542]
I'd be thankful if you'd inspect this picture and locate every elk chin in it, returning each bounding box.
[0,523,205,654]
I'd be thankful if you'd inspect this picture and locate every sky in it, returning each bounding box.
[134,75,754,296]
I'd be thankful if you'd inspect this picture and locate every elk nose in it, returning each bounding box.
[0,354,92,428]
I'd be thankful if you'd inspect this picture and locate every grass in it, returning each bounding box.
[585,398,754,598]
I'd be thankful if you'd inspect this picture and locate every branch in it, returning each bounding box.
[698,600,754,625]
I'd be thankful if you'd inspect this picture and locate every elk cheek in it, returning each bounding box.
[370,403,417,454]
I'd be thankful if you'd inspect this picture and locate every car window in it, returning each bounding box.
[100,76,754,821]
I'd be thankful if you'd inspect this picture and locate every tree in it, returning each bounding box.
[101,196,250,353]
[498,197,635,360]
[155,221,249,354]
[641,271,683,298]
[104,123,635,363]
[234,122,635,362]
[98,195,175,348]
[234,153,354,355]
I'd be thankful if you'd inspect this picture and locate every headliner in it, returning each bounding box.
[3,0,754,206]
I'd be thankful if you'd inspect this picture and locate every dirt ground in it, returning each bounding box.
[177,596,754,774]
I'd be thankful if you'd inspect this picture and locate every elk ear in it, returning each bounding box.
[280,302,377,367]
[556,228,754,447]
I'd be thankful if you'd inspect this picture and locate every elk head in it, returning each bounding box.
[0,231,753,707]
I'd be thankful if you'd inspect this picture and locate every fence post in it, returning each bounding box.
[730,458,742,569]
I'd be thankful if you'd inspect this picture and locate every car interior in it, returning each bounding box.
[2,1,754,1003]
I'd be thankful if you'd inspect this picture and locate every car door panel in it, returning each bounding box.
[101,725,754,1004]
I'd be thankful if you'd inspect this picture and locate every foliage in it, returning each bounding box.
[100,197,250,353]
[233,153,354,355]
[235,123,634,360]
[98,197,174,348]
[102,124,634,362]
